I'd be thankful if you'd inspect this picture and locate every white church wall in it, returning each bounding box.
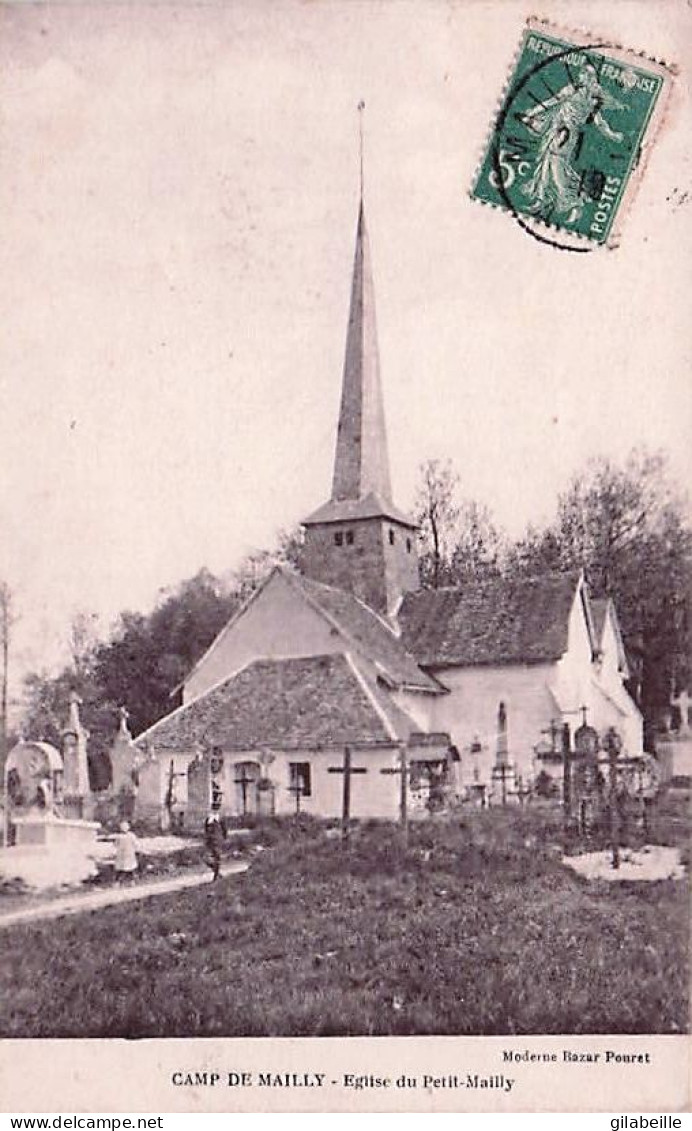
[136,757,163,815]
[275,747,400,820]
[184,573,343,702]
[591,608,643,754]
[216,747,400,820]
[554,591,643,755]
[554,584,594,711]
[427,663,556,787]
[136,750,197,816]
[589,680,643,756]
[599,607,623,684]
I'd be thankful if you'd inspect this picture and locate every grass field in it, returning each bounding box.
[0,800,688,1038]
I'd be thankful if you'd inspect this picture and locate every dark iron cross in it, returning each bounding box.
[234,766,255,818]
[328,746,367,842]
[288,778,305,816]
[379,744,409,835]
[561,721,572,841]
[494,761,513,808]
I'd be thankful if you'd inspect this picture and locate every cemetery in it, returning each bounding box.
[0,675,688,1038]
[0,788,687,1038]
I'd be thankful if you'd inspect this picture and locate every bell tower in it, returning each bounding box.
[301,109,419,616]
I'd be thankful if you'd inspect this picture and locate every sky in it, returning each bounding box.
[0,0,690,699]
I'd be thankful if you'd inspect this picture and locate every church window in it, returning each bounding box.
[289,762,311,797]
[406,538,412,553]
[388,529,395,545]
[346,530,354,545]
[334,532,343,546]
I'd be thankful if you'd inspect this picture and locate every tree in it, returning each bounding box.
[20,537,298,762]
[415,460,504,587]
[68,610,100,682]
[546,450,691,723]
[449,499,504,582]
[414,459,460,588]
[504,524,564,579]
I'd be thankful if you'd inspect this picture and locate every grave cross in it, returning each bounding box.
[539,718,562,754]
[603,727,623,870]
[234,765,256,818]
[562,721,572,843]
[288,777,305,816]
[494,761,513,808]
[379,744,409,836]
[328,746,366,842]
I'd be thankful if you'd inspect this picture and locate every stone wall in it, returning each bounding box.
[302,516,418,615]
[428,662,556,787]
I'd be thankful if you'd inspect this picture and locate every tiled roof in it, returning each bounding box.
[291,571,442,693]
[136,654,417,753]
[398,571,582,667]
[302,491,416,528]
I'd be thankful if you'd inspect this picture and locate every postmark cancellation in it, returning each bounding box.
[471,18,676,250]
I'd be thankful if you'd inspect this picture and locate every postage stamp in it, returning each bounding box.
[471,19,675,249]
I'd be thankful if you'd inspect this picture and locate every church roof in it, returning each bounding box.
[136,653,420,753]
[302,491,415,528]
[398,570,582,668]
[288,570,443,693]
[331,202,391,504]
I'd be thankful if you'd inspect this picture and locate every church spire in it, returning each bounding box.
[331,196,393,504]
[300,109,419,616]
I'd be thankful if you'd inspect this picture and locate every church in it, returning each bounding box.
[126,195,643,824]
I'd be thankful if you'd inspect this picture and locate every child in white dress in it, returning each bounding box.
[114,820,138,882]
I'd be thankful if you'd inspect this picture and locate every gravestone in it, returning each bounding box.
[4,741,64,844]
[573,722,602,835]
[61,692,91,819]
[490,701,517,805]
[187,752,210,827]
[111,707,138,791]
[1,738,100,888]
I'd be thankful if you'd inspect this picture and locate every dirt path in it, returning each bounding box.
[0,862,249,930]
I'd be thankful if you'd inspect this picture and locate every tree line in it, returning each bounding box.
[3,446,690,782]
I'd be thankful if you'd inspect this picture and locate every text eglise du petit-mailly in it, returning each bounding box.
[171,1071,516,1092]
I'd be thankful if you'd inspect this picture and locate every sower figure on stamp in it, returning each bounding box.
[203,809,226,881]
[518,61,625,224]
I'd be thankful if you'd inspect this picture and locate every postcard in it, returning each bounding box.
[0,0,689,1114]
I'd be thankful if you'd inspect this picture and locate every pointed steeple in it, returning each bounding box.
[300,112,419,616]
[332,200,392,504]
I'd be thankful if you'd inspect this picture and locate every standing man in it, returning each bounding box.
[203,810,225,881]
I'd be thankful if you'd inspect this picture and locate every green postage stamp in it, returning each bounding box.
[471,19,674,249]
